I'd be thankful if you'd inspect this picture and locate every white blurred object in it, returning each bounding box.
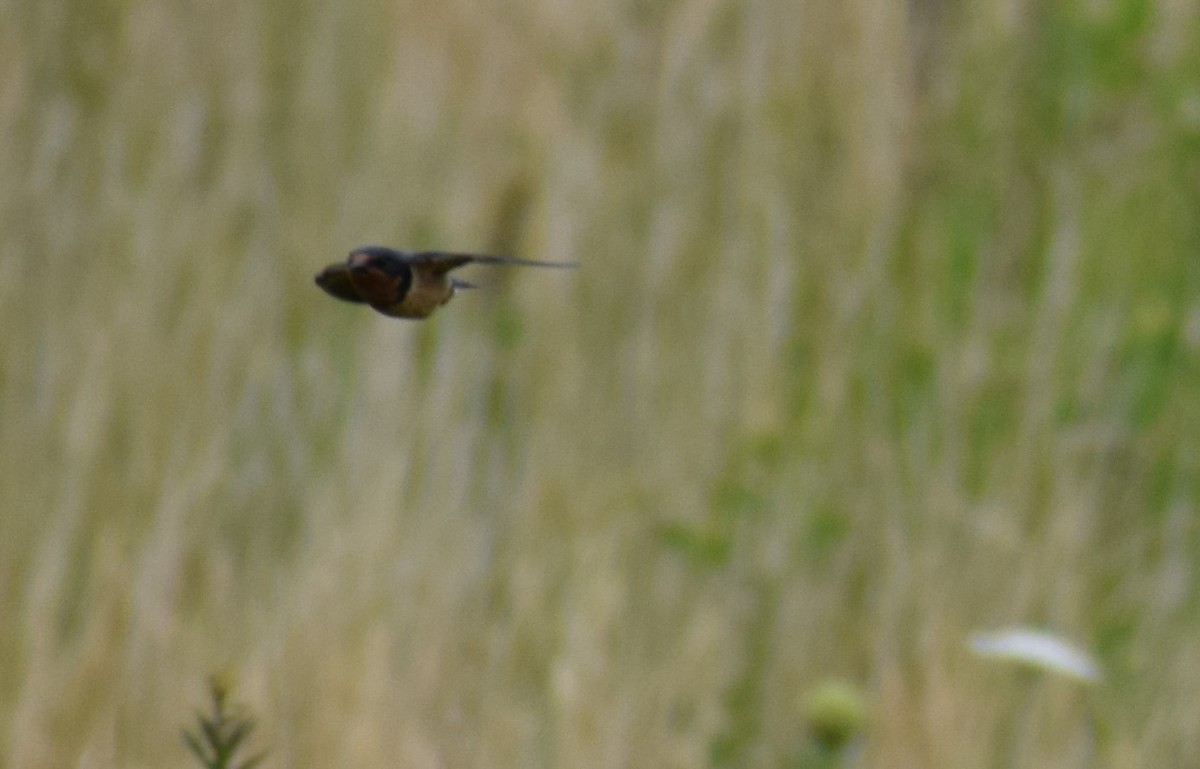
[969,628,1102,683]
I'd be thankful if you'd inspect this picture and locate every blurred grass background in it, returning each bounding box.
[3,0,1199,766]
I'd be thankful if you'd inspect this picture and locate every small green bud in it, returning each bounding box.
[803,680,867,751]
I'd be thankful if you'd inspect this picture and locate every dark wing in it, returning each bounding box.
[407,251,576,274]
[403,252,486,276]
[314,262,368,303]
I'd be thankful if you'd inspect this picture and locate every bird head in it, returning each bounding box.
[345,246,410,305]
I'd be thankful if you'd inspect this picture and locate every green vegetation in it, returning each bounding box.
[3,0,1198,766]
[184,676,267,769]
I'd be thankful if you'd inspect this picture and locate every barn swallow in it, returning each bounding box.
[315,245,575,319]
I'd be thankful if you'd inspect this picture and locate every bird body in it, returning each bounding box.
[315,246,573,319]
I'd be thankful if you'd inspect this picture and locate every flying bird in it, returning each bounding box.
[315,246,574,319]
